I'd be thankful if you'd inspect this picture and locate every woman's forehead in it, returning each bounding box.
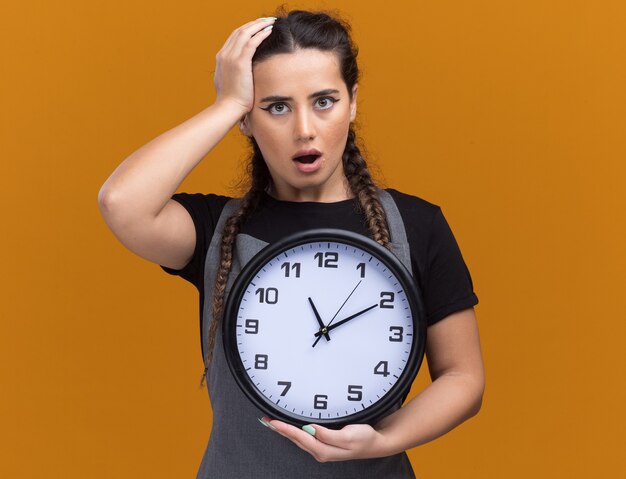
[252,49,346,96]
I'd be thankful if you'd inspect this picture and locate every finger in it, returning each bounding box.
[308,423,379,452]
[300,424,351,449]
[265,418,320,451]
[222,17,274,51]
[224,17,276,56]
[238,24,274,60]
[266,419,353,462]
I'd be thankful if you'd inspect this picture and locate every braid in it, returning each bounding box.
[200,130,388,387]
[200,143,270,387]
[343,127,391,249]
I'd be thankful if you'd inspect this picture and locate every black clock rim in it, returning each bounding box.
[222,228,427,429]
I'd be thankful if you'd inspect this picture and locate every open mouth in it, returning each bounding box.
[293,154,321,164]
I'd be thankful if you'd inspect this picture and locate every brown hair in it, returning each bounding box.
[201,9,391,386]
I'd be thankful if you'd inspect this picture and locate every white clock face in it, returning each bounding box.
[228,234,420,425]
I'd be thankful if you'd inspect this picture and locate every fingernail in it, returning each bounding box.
[258,418,277,431]
[302,424,316,436]
[261,17,277,21]
[262,25,273,32]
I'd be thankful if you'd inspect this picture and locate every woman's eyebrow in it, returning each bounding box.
[259,89,340,103]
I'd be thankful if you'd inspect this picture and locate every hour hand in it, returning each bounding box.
[308,297,331,342]
[314,304,379,337]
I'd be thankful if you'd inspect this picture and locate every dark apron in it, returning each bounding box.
[196,189,417,479]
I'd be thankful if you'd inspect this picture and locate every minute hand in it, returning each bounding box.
[314,304,378,337]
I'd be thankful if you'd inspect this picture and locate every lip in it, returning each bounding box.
[292,148,322,160]
[293,155,323,174]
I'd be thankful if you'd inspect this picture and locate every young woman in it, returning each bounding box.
[99,9,484,478]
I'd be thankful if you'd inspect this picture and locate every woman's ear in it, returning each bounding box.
[350,84,358,122]
[239,114,252,137]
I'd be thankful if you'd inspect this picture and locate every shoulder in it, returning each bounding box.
[172,192,233,212]
[383,188,442,226]
[170,192,236,226]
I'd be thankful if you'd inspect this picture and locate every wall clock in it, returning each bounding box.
[223,229,426,428]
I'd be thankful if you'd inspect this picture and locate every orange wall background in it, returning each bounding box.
[2,0,624,477]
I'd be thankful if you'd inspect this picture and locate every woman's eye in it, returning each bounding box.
[315,97,337,110]
[265,103,290,115]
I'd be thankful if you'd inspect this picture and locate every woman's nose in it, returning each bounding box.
[293,109,316,141]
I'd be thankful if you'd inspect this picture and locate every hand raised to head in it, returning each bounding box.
[213,17,276,116]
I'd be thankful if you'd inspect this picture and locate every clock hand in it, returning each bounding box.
[308,297,331,342]
[326,280,362,328]
[311,280,362,348]
[313,303,379,340]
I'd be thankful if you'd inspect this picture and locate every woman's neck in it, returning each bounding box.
[266,180,353,203]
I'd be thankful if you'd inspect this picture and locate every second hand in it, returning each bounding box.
[312,280,362,348]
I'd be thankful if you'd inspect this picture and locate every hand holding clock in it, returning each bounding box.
[260,416,395,462]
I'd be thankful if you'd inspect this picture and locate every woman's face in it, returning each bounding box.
[242,48,358,202]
